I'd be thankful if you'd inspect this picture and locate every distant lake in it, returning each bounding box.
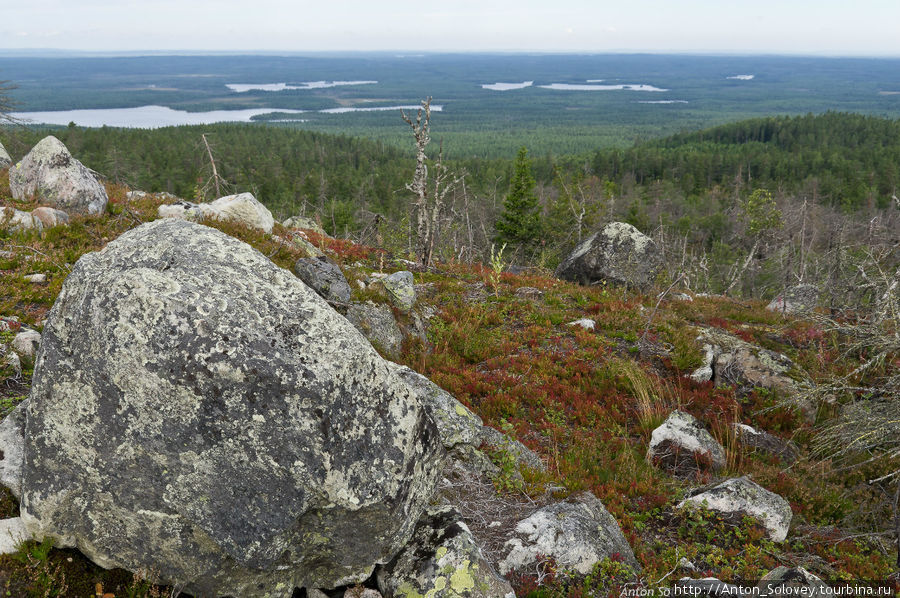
[11,104,443,128]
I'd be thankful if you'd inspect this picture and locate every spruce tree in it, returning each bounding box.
[495,146,542,252]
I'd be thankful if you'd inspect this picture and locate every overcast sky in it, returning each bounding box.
[4,0,900,56]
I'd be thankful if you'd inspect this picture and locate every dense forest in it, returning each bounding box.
[2,111,897,304]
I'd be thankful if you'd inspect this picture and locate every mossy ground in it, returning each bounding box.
[0,176,896,596]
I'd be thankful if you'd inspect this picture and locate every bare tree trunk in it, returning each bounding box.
[202,134,221,198]
[725,237,759,296]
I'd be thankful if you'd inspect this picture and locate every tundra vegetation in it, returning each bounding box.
[0,106,897,596]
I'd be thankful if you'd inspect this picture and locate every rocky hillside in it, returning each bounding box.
[0,138,897,597]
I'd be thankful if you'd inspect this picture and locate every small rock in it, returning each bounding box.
[1,207,43,234]
[23,274,47,284]
[30,207,70,228]
[283,216,327,236]
[378,506,514,598]
[732,423,800,464]
[0,518,32,554]
[294,256,351,303]
[567,318,595,331]
[647,411,726,475]
[498,491,640,576]
[688,344,716,383]
[383,271,416,313]
[674,293,694,302]
[9,136,108,215]
[3,353,21,376]
[12,329,41,358]
[157,200,203,221]
[203,192,275,233]
[343,588,382,598]
[678,476,793,542]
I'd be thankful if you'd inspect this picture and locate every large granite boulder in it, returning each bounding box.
[19,219,445,597]
[555,222,662,289]
[678,477,792,542]
[647,411,726,476]
[498,492,639,576]
[377,506,515,598]
[0,140,10,168]
[9,136,108,215]
[294,256,352,303]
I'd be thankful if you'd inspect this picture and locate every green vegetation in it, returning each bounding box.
[494,147,542,257]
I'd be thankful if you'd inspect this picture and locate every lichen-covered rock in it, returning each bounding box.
[498,492,639,576]
[0,207,43,233]
[283,216,327,236]
[0,140,11,168]
[647,411,725,475]
[30,207,70,228]
[391,365,484,450]
[766,284,819,315]
[11,329,41,359]
[9,136,108,215]
[555,222,662,289]
[294,256,352,303]
[732,423,799,464]
[202,192,275,233]
[377,506,515,598]
[514,287,543,300]
[0,402,26,499]
[567,318,595,330]
[384,271,416,313]
[678,477,793,542]
[345,301,405,358]
[21,219,445,597]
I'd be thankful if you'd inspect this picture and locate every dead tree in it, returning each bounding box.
[401,98,464,267]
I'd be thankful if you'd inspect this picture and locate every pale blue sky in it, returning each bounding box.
[4,0,900,55]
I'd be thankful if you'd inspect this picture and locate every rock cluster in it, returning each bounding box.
[157,192,275,233]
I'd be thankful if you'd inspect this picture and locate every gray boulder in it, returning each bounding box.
[647,411,726,476]
[0,402,26,498]
[498,492,639,576]
[555,222,662,289]
[767,284,819,315]
[157,200,203,221]
[21,219,445,597]
[203,192,275,234]
[377,506,515,598]
[9,136,108,215]
[0,140,10,168]
[732,423,799,464]
[383,271,416,313]
[345,302,405,358]
[678,477,792,542]
[294,256,352,303]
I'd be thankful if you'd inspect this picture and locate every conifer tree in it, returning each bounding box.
[495,146,542,252]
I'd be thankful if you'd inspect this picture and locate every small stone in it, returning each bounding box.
[0,518,32,554]
[647,411,726,475]
[515,286,544,300]
[293,256,351,303]
[23,274,47,284]
[30,207,70,228]
[12,329,41,358]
